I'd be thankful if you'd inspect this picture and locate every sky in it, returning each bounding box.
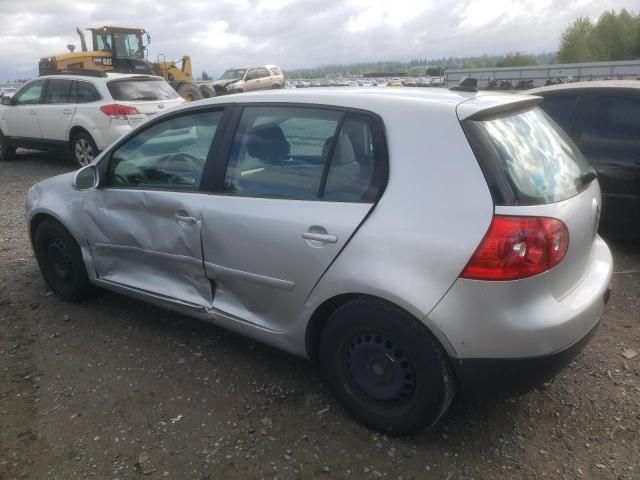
[0,0,637,81]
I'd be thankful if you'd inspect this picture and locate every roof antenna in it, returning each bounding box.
[450,77,478,93]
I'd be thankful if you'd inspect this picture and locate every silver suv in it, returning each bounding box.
[209,64,284,95]
[26,88,612,434]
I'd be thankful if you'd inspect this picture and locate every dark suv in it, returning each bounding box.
[529,81,640,236]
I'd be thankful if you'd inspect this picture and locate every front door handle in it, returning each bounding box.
[302,232,338,243]
[28,110,37,115]
[175,214,196,225]
[63,109,73,115]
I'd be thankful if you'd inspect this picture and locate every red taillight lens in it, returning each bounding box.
[461,215,569,281]
[99,104,140,119]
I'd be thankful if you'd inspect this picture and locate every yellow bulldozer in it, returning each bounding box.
[38,26,213,101]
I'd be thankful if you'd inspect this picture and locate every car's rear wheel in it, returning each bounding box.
[271,84,281,89]
[33,219,92,301]
[318,297,455,435]
[0,130,16,161]
[71,132,97,167]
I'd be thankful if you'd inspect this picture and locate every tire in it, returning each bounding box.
[199,85,215,98]
[318,297,455,435]
[271,83,281,89]
[176,83,202,102]
[0,130,16,161]
[33,218,92,301]
[71,131,98,168]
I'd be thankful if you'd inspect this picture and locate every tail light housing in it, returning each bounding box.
[461,215,569,281]
[100,104,140,120]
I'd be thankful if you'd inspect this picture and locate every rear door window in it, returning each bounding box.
[107,79,178,101]
[75,81,101,103]
[44,79,73,104]
[466,106,592,205]
[577,95,640,164]
[538,94,580,131]
[223,107,387,202]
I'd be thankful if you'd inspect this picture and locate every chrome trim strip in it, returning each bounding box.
[93,242,203,267]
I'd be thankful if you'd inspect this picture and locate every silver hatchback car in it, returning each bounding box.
[26,88,612,434]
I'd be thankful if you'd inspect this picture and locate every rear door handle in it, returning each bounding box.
[28,110,37,115]
[302,232,338,243]
[63,109,73,115]
[175,214,197,225]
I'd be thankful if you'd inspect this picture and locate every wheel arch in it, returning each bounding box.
[304,293,455,363]
[68,125,92,143]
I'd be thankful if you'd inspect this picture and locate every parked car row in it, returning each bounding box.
[25,87,612,434]
[286,77,445,88]
[0,87,18,99]
[0,72,185,166]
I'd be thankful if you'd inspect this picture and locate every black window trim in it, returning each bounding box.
[201,102,389,204]
[95,100,390,203]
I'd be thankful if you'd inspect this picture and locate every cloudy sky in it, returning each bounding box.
[0,0,637,81]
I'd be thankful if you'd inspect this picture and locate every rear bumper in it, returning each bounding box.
[90,123,132,151]
[427,236,613,359]
[452,306,605,399]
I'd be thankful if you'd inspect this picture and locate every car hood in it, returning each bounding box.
[212,79,242,88]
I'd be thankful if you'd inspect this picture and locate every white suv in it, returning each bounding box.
[0,72,184,166]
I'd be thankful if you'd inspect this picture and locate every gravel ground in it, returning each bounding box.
[1,151,639,480]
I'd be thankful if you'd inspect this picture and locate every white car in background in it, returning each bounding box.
[0,87,18,99]
[0,72,184,166]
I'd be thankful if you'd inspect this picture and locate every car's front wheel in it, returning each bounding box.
[71,132,98,167]
[33,219,92,301]
[318,298,455,435]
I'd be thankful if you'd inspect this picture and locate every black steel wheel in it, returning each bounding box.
[33,218,92,301]
[319,297,455,435]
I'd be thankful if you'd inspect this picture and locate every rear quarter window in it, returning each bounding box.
[107,79,178,101]
[465,106,593,205]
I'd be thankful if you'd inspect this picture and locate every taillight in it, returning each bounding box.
[100,104,140,119]
[461,215,569,281]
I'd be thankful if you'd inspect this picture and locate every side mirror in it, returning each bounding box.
[1,96,12,106]
[72,165,99,190]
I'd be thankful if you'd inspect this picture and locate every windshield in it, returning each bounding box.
[467,106,593,205]
[113,32,144,59]
[219,69,246,80]
[107,79,178,101]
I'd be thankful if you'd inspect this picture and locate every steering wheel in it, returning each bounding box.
[155,153,204,186]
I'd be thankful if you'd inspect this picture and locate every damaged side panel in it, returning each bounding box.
[83,188,213,307]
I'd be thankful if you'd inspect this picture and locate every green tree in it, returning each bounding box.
[557,17,596,62]
[201,71,211,81]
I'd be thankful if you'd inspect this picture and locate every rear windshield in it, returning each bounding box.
[107,79,178,101]
[465,106,593,205]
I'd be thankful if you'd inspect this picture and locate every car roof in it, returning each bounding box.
[181,88,539,120]
[37,73,165,82]
[527,80,640,95]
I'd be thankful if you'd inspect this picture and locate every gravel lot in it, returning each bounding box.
[1,151,639,480]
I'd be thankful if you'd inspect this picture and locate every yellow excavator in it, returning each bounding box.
[38,26,213,101]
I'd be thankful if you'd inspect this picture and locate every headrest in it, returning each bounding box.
[323,134,356,165]
[247,124,290,163]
